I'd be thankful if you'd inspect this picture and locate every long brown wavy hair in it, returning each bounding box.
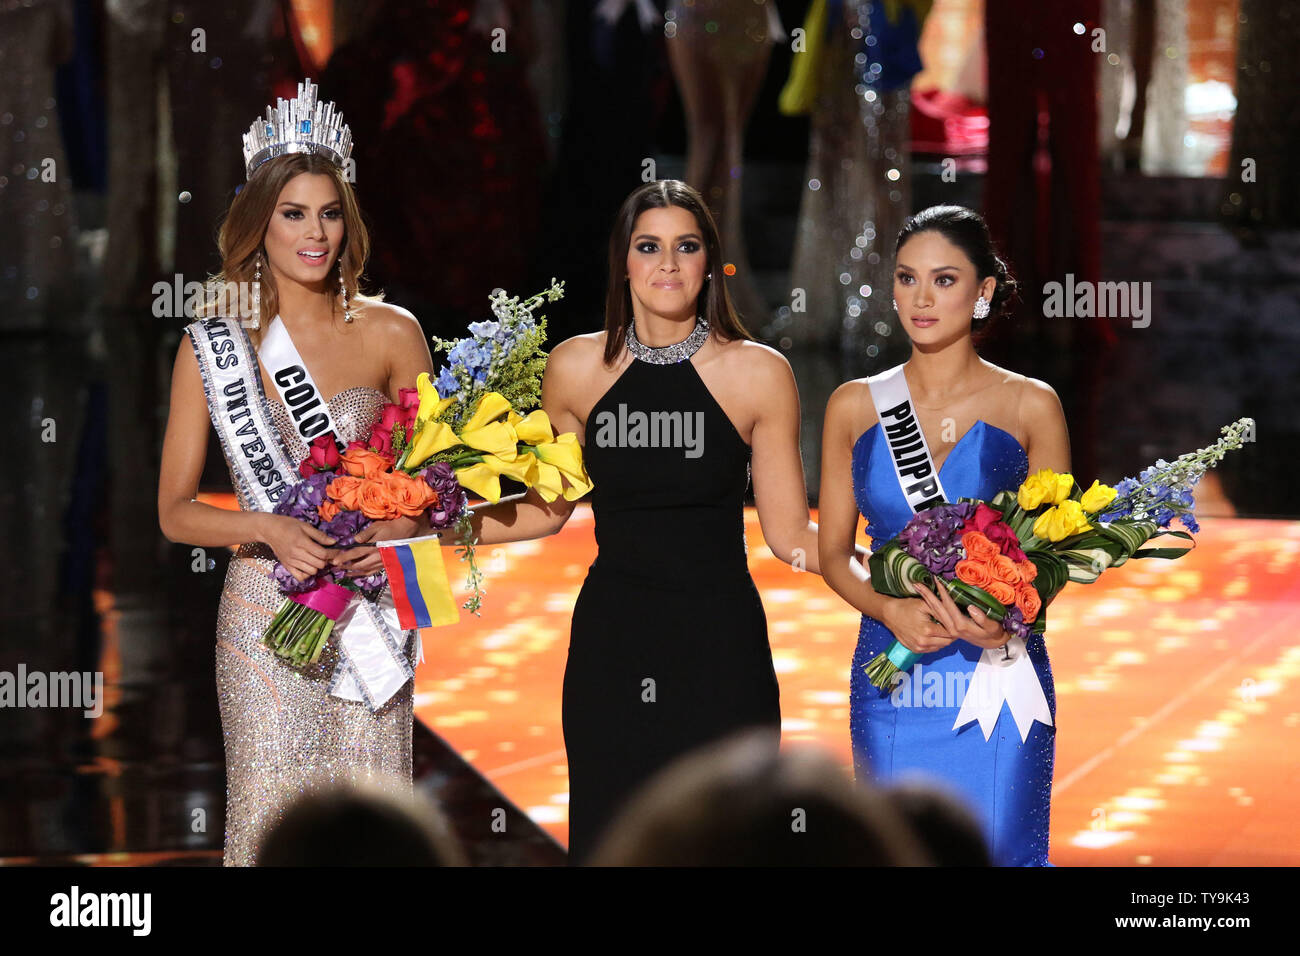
[206,153,375,346]
[602,180,754,365]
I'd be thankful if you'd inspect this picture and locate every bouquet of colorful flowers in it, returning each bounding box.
[262,279,593,667]
[862,418,1254,690]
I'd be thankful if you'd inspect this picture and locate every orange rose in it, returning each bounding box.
[961,531,1000,563]
[990,553,1021,584]
[985,579,1015,605]
[358,478,400,520]
[954,558,994,590]
[340,447,393,479]
[1016,559,1038,584]
[326,475,364,510]
[327,475,364,510]
[1015,583,1042,623]
[317,499,340,522]
[384,471,436,517]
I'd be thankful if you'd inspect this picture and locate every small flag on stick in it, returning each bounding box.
[378,538,460,630]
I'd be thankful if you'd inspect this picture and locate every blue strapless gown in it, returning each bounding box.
[850,420,1055,866]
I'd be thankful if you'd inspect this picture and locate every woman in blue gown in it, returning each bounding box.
[818,206,1071,866]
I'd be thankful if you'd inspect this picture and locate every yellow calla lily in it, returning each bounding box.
[511,409,554,445]
[489,450,538,485]
[404,420,461,470]
[458,419,520,461]
[529,459,565,502]
[454,461,503,503]
[462,391,513,433]
[414,371,454,424]
[535,432,593,501]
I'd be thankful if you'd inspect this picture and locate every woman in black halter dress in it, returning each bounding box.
[462,180,826,863]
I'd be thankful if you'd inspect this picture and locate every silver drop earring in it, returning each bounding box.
[892,298,898,312]
[973,295,990,320]
[339,258,353,323]
[249,252,262,330]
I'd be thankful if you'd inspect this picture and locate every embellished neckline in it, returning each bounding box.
[626,317,710,364]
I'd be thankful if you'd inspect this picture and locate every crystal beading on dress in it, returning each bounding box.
[194,81,412,866]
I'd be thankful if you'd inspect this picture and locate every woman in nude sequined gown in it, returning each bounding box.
[158,102,437,863]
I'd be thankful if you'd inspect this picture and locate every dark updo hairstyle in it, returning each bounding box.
[894,205,1018,336]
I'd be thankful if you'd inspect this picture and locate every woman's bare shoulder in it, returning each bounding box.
[826,377,878,435]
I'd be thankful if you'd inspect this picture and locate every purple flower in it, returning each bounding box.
[322,508,370,548]
[273,471,331,522]
[1001,605,1032,640]
[421,462,468,528]
[272,561,319,594]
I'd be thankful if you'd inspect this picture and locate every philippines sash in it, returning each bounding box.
[186,316,420,712]
[866,364,1051,743]
[865,365,948,512]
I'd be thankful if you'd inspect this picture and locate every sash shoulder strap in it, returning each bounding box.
[258,315,347,454]
[185,317,296,511]
[865,364,948,513]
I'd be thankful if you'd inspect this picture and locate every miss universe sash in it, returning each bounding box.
[185,316,420,712]
[866,364,1051,743]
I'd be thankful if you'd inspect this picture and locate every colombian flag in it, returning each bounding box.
[378,538,460,630]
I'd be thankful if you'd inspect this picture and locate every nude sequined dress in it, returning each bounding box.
[213,385,415,866]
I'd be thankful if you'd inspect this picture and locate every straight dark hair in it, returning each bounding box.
[602,180,754,365]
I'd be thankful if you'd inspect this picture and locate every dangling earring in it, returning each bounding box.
[892,298,898,312]
[249,252,262,330]
[339,258,353,323]
[973,295,990,320]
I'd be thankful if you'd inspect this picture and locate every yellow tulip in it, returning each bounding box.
[1049,472,1075,505]
[1080,478,1118,513]
[1018,475,1049,510]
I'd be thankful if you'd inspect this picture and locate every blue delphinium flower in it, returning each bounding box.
[435,366,459,397]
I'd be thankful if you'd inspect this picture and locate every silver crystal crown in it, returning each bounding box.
[241,78,353,180]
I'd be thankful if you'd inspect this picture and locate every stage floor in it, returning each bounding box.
[411,507,1300,865]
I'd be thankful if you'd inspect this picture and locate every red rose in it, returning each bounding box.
[367,423,394,456]
[983,521,1027,562]
[970,502,1003,533]
[378,403,405,431]
[299,434,340,477]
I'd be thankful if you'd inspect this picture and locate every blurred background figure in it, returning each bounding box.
[588,730,932,866]
[885,777,992,866]
[257,777,467,866]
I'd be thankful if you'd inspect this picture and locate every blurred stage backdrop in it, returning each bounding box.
[2,0,1297,865]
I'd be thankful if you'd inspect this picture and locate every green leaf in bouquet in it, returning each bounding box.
[867,544,935,598]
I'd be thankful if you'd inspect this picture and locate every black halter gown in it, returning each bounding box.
[563,349,782,863]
